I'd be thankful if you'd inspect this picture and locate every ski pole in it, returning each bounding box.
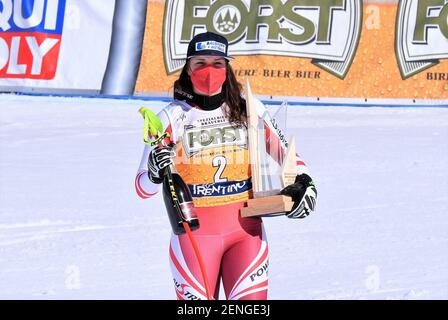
[163,164,213,300]
[182,221,213,300]
[139,107,213,300]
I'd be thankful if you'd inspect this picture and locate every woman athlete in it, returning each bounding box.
[136,32,317,300]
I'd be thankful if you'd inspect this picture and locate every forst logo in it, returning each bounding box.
[0,0,66,79]
[396,0,448,79]
[214,5,240,34]
[412,0,448,43]
[181,0,347,44]
[163,0,363,78]
[184,124,247,156]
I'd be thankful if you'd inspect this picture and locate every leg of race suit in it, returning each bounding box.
[221,223,269,300]
[169,233,223,300]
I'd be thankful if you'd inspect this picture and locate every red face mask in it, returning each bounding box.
[190,65,227,95]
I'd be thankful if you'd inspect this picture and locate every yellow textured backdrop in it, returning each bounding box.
[136,2,448,99]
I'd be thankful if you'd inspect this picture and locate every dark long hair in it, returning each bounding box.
[173,60,247,126]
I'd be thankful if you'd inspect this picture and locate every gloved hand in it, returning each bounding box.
[147,143,176,184]
[280,173,317,219]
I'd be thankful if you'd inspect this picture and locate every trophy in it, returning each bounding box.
[240,77,297,217]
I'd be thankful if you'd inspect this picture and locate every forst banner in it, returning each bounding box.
[0,0,114,91]
[136,0,448,100]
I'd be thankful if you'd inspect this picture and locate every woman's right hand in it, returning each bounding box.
[147,143,176,183]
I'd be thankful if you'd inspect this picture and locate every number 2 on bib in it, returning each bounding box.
[212,156,228,183]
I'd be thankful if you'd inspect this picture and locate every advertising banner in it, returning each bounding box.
[136,0,448,100]
[395,0,448,79]
[0,0,115,91]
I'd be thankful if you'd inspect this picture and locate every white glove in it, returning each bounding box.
[147,144,176,183]
[280,174,317,219]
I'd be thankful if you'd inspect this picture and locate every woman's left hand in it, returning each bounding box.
[280,174,317,219]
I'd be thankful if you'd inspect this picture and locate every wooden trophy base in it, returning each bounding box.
[240,193,294,218]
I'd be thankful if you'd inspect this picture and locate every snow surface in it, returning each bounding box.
[0,94,447,300]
